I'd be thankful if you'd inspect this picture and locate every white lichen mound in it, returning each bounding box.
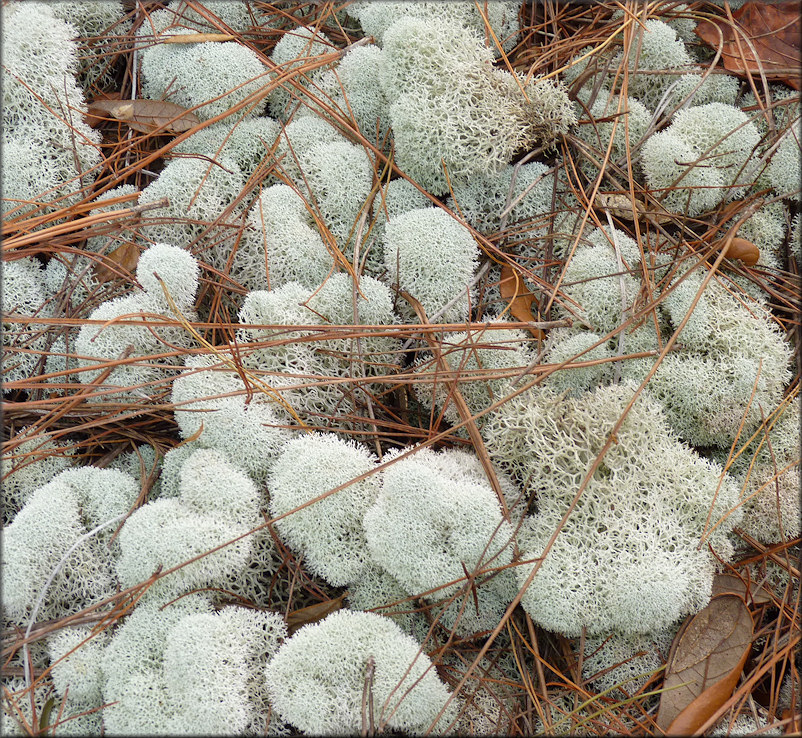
[138,156,245,251]
[557,229,642,334]
[542,328,614,396]
[2,256,58,388]
[413,323,535,427]
[75,244,200,399]
[268,434,380,586]
[46,626,110,736]
[484,383,742,636]
[233,183,334,292]
[160,607,288,735]
[378,17,574,195]
[171,117,281,177]
[384,207,479,323]
[348,1,521,52]
[140,29,268,120]
[307,44,392,146]
[267,26,335,120]
[115,448,263,602]
[364,446,518,636]
[101,594,211,734]
[636,265,793,446]
[448,162,555,235]
[264,609,458,735]
[236,274,400,425]
[1,430,73,524]
[642,103,760,216]
[171,355,293,483]
[2,466,138,625]
[2,3,102,221]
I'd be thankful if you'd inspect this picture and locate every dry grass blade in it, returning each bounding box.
[160,33,236,43]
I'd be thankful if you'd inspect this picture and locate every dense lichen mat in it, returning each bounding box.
[2,1,799,735]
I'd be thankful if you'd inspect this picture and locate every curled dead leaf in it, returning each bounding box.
[498,265,544,339]
[711,573,772,605]
[86,99,200,134]
[93,242,140,283]
[715,236,760,266]
[285,592,348,634]
[595,192,673,224]
[695,2,801,90]
[657,594,754,735]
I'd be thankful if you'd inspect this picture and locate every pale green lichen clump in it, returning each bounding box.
[484,384,741,636]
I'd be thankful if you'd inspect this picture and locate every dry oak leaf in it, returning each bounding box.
[695,2,801,90]
[285,592,348,635]
[710,572,772,605]
[713,236,760,266]
[86,99,200,134]
[498,265,544,338]
[595,192,673,224]
[657,594,754,735]
[93,242,140,284]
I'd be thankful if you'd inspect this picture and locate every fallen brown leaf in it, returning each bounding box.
[498,265,544,339]
[86,99,200,134]
[93,242,140,283]
[657,594,754,735]
[84,92,124,128]
[285,592,348,634]
[595,192,673,224]
[782,706,800,734]
[713,236,760,266]
[695,2,801,90]
[711,573,772,605]
[160,33,236,43]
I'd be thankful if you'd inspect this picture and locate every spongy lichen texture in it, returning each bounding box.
[363,446,518,636]
[378,17,574,195]
[75,244,201,398]
[267,25,335,120]
[115,447,263,602]
[413,322,535,426]
[235,273,400,425]
[2,3,102,220]
[347,0,520,51]
[2,257,55,386]
[483,383,742,636]
[264,609,458,735]
[627,263,793,447]
[171,117,281,178]
[384,207,479,322]
[3,466,138,624]
[1,430,73,524]
[642,103,760,216]
[447,161,555,234]
[268,434,379,586]
[138,156,245,251]
[101,594,286,734]
[140,29,268,120]
[233,183,334,292]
